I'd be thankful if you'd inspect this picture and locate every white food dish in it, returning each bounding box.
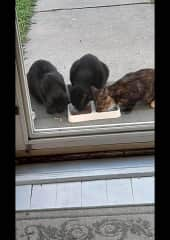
[68,101,121,123]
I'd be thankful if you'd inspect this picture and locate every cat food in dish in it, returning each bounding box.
[68,101,121,123]
[70,103,92,115]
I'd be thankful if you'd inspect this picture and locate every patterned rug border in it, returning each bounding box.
[16,205,154,240]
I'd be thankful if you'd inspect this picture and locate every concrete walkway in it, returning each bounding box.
[23,0,154,128]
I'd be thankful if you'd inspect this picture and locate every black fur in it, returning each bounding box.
[70,54,109,111]
[27,60,68,114]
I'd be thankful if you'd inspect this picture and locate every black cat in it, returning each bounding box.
[69,54,109,111]
[27,60,68,114]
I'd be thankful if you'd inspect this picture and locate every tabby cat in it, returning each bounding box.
[91,68,155,113]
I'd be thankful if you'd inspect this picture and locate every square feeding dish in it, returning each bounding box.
[68,101,121,123]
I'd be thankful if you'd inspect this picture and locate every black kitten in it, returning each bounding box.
[70,54,109,111]
[27,60,68,114]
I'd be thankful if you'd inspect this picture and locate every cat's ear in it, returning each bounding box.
[90,86,99,99]
[103,87,109,95]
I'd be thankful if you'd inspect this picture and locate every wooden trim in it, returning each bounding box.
[16,141,154,164]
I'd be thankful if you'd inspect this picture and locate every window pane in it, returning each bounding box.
[16,0,154,137]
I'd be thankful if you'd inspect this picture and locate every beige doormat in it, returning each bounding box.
[16,205,154,240]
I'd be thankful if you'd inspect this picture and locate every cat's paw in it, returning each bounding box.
[150,100,155,108]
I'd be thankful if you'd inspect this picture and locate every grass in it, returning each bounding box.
[16,0,37,43]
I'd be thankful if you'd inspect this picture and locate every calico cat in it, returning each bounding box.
[27,60,68,114]
[91,68,155,113]
[69,54,109,111]
[91,86,117,112]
